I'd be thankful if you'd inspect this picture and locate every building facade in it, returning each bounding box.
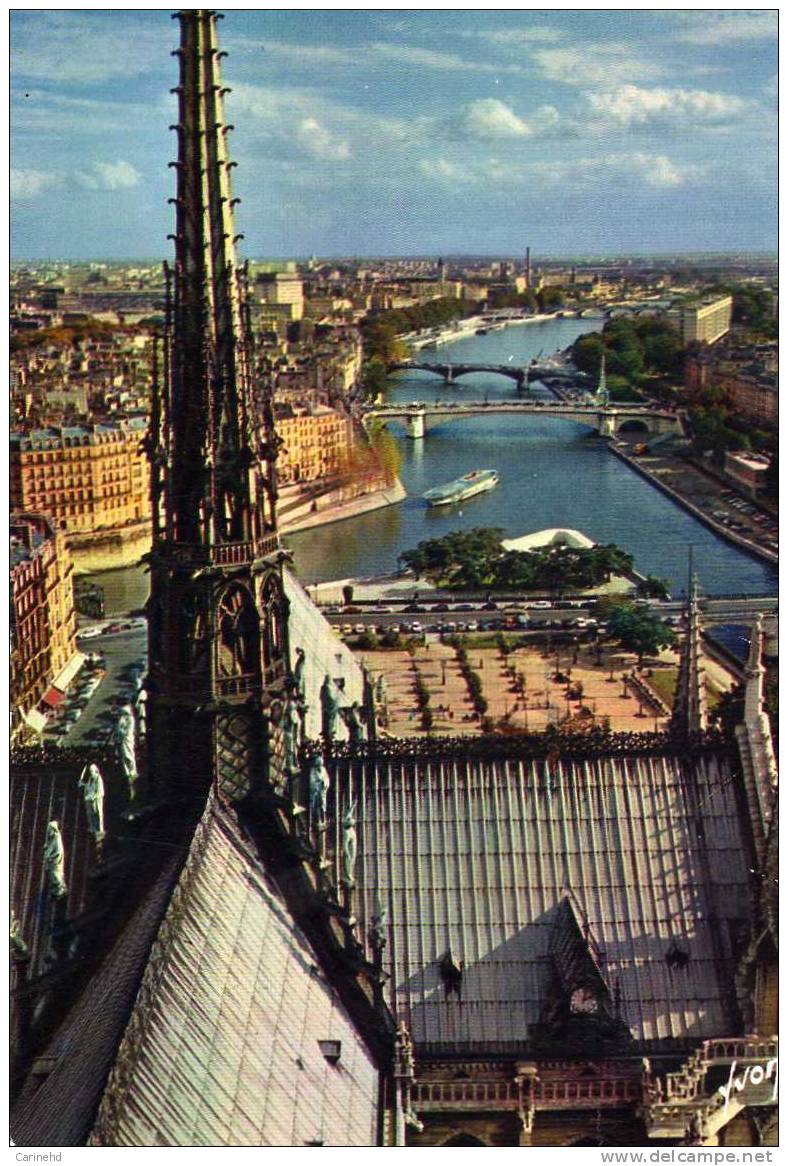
[10,422,150,535]
[275,407,355,484]
[671,295,733,346]
[10,512,78,739]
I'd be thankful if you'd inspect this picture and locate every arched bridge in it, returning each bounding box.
[388,360,528,389]
[364,400,683,440]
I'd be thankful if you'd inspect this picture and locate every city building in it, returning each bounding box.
[275,406,354,485]
[10,421,150,536]
[10,512,78,740]
[255,269,304,320]
[670,294,733,346]
[724,450,771,495]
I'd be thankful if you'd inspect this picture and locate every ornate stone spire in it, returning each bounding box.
[151,9,277,550]
[670,570,707,737]
[595,351,608,406]
[146,10,290,806]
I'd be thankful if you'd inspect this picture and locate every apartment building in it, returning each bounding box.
[275,406,354,485]
[670,294,733,346]
[10,421,150,535]
[10,513,78,740]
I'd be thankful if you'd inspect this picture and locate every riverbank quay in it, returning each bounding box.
[406,311,563,351]
[305,570,635,607]
[278,477,406,534]
[609,444,778,567]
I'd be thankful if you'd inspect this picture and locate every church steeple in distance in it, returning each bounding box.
[670,557,708,738]
[145,9,290,807]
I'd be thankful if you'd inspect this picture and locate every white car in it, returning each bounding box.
[77,627,103,640]
[529,601,552,610]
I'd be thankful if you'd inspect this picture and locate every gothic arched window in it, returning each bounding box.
[217,584,259,677]
[259,575,285,669]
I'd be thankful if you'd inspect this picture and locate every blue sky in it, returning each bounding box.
[11,9,777,260]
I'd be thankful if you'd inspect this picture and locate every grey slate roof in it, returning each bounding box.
[90,801,379,1147]
[334,752,750,1055]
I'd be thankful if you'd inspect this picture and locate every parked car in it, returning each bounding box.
[77,626,103,640]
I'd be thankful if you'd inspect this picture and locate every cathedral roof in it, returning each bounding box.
[334,751,750,1055]
[89,800,380,1147]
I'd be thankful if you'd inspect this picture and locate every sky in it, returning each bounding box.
[10,8,778,260]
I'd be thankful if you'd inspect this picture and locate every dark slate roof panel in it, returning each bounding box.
[332,752,749,1054]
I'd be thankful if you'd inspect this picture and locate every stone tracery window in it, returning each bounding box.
[217,583,259,677]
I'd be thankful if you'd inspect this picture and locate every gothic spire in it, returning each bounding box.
[595,351,608,406]
[145,10,289,807]
[158,9,276,549]
[670,566,708,737]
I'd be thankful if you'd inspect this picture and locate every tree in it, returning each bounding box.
[637,575,671,600]
[606,603,675,664]
[571,333,605,376]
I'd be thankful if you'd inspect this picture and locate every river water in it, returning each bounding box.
[285,316,777,598]
[86,314,777,613]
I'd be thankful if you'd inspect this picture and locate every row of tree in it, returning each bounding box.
[399,527,635,594]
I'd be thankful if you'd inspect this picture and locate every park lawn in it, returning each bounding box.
[646,666,722,713]
[648,667,678,708]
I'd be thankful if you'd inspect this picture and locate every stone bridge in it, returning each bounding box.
[365,400,683,440]
[388,360,528,389]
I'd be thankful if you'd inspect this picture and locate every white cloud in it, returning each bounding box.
[529,152,696,189]
[478,26,563,46]
[12,13,164,83]
[296,118,352,161]
[419,158,466,182]
[451,98,532,140]
[74,159,141,190]
[675,11,777,46]
[586,84,749,129]
[532,42,666,88]
[11,168,57,199]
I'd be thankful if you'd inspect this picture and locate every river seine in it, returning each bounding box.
[86,315,776,614]
[285,315,777,598]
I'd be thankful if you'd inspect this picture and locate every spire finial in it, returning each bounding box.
[670,554,707,738]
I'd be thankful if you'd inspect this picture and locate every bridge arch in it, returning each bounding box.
[616,418,652,436]
[389,361,526,388]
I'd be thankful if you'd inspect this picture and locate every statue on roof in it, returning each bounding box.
[78,762,105,839]
[345,702,365,748]
[282,694,300,775]
[395,1020,415,1079]
[369,892,388,951]
[44,821,67,899]
[134,685,147,738]
[114,703,138,798]
[375,673,387,707]
[293,646,307,704]
[10,912,28,957]
[320,674,340,740]
[341,801,357,885]
[308,755,330,821]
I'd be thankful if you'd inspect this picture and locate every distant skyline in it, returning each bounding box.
[11,9,777,260]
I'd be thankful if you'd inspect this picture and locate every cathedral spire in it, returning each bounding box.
[157,9,277,550]
[146,10,290,806]
[670,564,707,737]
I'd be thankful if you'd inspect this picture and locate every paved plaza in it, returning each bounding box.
[359,638,730,737]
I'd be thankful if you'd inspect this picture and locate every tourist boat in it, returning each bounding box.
[423,469,500,507]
